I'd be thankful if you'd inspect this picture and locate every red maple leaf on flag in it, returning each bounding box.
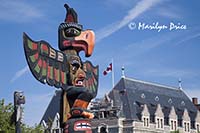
[103,63,112,75]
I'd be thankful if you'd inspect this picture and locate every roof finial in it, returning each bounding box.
[121,66,125,78]
[178,78,182,90]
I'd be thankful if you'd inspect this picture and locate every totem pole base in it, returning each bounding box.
[63,118,92,133]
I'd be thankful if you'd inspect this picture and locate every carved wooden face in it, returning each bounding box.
[58,23,95,57]
[64,119,92,133]
[68,55,86,87]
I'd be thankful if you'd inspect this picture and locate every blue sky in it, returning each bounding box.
[0,0,200,126]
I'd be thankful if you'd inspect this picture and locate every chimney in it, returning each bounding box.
[192,97,198,105]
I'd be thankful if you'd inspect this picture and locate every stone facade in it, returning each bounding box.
[90,103,200,133]
[90,77,200,133]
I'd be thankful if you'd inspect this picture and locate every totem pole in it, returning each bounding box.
[23,4,98,133]
[14,91,25,133]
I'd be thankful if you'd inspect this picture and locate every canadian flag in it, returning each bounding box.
[103,63,112,75]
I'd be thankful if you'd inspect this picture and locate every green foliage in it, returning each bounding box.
[0,99,15,132]
[0,99,43,133]
[21,124,44,133]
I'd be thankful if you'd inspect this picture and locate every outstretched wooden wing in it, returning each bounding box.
[23,33,68,89]
[83,61,99,97]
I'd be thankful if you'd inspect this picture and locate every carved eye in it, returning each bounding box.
[72,66,77,71]
[64,28,81,37]
[71,60,80,71]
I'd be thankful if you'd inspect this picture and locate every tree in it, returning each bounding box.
[0,99,43,133]
[21,124,44,133]
[0,99,15,132]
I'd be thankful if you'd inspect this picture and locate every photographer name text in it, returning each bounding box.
[128,22,187,32]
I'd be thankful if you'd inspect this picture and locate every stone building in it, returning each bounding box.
[41,77,200,133]
[90,77,200,133]
[41,90,62,133]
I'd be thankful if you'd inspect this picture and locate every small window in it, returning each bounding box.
[98,124,108,133]
[168,98,172,104]
[174,121,177,130]
[100,127,107,133]
[184,122,187,131]
[181,101,185,106]
[161,119,163,128]
[187,123,190,132]
[171,120,174,130]
[157,118,160,128]
[156,118,164,129]
[143,117,149,127]
[144,117,146,126]
[56,119,59,127]
[141,93,145,99]
[147,118,149,127]
[155,96,159,101]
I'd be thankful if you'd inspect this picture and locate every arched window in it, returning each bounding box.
[141,104,150,127]
[143,117,150,127]
[98,123,108,133]
[182,109,190,132]
[155,104,164,129]
[169,106,178,131]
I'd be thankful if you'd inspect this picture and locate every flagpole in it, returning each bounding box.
[112,58,115,88]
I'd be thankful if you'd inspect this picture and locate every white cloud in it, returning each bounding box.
[115,29,200,65]
[118,31,180,61]
[174,32,200,45]
[0,1,43,22]
[96,0,162,42]
[10,65,29,83]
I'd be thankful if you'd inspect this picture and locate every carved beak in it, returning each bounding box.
[74,30,95,57]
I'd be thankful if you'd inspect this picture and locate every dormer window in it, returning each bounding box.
[141,93,145,99]
[181,101,185,106]
[184,122,190,132]
[156,117,164,129]
[169,106,178,131]
[168,98,172,104]
[170,120,177,131]
[182,109,191,132]
[141,104,150,128]
[143,117,150,127]
[155,96,159,101]
[155,104,164,129]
